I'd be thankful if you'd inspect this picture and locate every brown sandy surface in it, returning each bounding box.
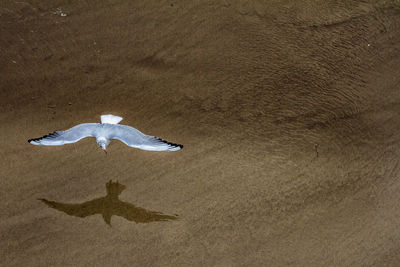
[1,0,400,266]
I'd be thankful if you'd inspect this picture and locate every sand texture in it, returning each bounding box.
[1,0,400,266]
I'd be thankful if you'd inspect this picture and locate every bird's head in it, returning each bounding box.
[96,137,109,153]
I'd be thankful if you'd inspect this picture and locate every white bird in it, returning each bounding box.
[28,114,183,153]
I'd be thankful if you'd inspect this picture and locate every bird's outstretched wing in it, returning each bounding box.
[39,198,103,218]
[110,124,183,151]
[115,201,178,223]
[28,123,99,146]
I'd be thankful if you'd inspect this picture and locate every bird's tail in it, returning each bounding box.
[101,114,123,124]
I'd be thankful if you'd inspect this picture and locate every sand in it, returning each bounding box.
[1,0,400,266]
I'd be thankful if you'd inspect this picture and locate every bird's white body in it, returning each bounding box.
[28,114,183,152]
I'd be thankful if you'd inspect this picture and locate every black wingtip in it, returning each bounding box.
[28,137,40,143]
[28,131,60,144]
[156,137,183,150]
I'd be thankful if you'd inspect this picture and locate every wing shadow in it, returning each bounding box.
[39,180,178,226]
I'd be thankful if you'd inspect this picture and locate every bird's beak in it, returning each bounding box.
[104,149,107,154]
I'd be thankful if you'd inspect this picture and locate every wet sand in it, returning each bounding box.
[1,1,400,266]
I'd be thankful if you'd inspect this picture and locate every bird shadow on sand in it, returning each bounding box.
[39,180,178,226]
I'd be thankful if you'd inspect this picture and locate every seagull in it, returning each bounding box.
[28,114,183,153]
